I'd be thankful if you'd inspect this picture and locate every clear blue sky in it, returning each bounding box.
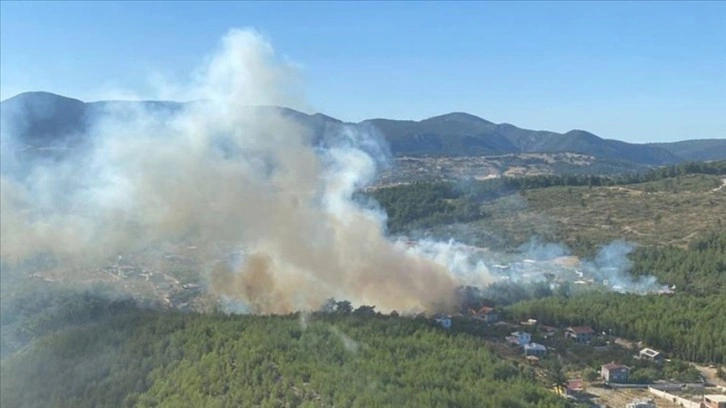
[2,1,725,143]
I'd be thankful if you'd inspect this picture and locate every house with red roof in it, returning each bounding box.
[565,326,595,343]
[601,362,630,383]
[470,306,498,323]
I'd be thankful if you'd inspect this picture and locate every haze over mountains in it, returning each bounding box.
[2,91,725,165]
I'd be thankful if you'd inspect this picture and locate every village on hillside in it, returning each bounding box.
[19,240,724,408]
[433,309,726,408]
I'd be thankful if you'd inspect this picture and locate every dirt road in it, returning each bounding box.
[692,363,725,387]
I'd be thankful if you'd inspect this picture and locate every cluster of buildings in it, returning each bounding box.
[433,310,607,362]
[600,347,667,385]
[505,323,606,361]
[505,330,548,359]
[434,305,500,329]
[430,312,726,408]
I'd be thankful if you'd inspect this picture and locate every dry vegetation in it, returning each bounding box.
[523,174,725,249]
[433,174,725,252]
[375,153,614,186]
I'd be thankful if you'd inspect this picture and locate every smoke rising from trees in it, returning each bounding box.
[0,28,664,315]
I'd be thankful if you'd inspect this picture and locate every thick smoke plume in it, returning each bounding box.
[0,29,664,315]
[1,29,462,313]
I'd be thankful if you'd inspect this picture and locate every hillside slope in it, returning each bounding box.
[0,295,571,408]
[649,139,726,161]
[2,92,722,166]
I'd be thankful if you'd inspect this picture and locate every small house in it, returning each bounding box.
[566,326,595,343]
[626,399,655,408]
[554,379,583,397]
[601,362,630,383]
[639,347,664,363]
[566,379,584,394]
[507,331,531,346]
[540,325,557,339]
[704,395,726,408]
[471,306,498,323]
[523,342,547,357]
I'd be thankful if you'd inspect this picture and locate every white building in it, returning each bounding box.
[639,347,665,363]
[626,399,655,408]
[523,342,547,357]
[507,331,532,346]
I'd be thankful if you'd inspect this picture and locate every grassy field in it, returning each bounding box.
[429,174,726,253]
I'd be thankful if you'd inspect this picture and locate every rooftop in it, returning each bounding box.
[566,379,584,391]
[705,395,726,403]
[640,348,662,357]
[567,326,595,334]
[602,362,629,371]
[472,306,495,314]
[524,342,546,350]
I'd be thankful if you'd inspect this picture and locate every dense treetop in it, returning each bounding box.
[1,295,574,408]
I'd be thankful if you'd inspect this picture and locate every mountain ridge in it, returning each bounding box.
[2,91,725,165]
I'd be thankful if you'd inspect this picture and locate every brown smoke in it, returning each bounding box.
[1,28,462,314]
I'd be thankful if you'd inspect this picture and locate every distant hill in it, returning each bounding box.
[2,92,724,167]
[362,114,682,165]
[0,92,185,147]
[362,113,518,156]
[0,92,87,147]
[648,139,726,161]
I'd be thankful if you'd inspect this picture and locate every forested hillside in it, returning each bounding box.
[507,232,726,364]
[372,161,726,252]
[0,294,573,408]
[630,232,726,296]
[369,163,726,366]
[509,293,726,364]
[3,160,724,407]
[369,182,485,232]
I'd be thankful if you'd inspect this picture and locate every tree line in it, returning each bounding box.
[509,293,725,364]
[369,182,484,233]
[630,232,726,296]
[1,293,576,408]
[507,232,726,364]
[369,160,726,233]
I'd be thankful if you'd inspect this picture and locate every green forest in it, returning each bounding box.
[509,293,726,364]
[370,168,726,367]
[0,294,574,408]
[507,232,726,364]
[504,231,726,364]
[630,232,726,296]
[2,160,724,406]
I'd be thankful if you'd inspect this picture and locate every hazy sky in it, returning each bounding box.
[2,1,725,143]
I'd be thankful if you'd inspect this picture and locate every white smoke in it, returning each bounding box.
[0,28,664,315]
[0,28,462,314]
[329,326,361,353]
[582,241,666,294]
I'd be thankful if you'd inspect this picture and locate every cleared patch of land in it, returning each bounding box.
[374,153,633,186]
[432,174,725,252]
